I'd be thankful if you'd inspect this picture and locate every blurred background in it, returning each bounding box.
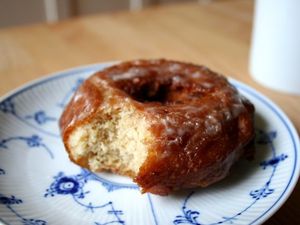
[0,0,207,28]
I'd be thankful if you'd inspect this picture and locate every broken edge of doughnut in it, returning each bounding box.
[65,87,153,179]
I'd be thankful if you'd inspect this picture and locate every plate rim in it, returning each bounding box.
[230,79,300,225]
[0,62,299,225]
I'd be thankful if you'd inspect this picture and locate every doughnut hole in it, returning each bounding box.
[113,75,206,105]
[114,76,172,103]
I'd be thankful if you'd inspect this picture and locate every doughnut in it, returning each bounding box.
[60,59,255,195]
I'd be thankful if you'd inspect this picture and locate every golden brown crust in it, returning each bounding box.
[59,79,103,168]
[60,59,255,195]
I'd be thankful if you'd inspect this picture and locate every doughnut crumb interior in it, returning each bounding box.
[60,59,255,195]
[68,100,153,177]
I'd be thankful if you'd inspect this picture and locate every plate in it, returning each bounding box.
[0,63,299,225]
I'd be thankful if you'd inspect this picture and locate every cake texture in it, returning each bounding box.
[60,59,255,195]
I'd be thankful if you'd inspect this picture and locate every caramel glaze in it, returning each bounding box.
[60,59,255,195]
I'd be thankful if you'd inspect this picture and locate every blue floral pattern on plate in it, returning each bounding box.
[0,132,54,225]
[25,111,56,125]
[173,129,288,225]
[44,171,125,224]
[0,194,47,225]
[0,135,54,159]
[0,98,59,138]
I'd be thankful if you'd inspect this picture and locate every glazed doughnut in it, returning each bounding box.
[60,59,255,195]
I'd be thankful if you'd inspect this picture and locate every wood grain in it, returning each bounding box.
[0,0,299,224]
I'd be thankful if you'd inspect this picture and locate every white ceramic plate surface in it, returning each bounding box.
[0,63,299,225]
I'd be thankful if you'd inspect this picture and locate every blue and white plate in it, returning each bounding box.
[0,63,299,225]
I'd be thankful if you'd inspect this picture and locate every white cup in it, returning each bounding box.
[249,0,300,95]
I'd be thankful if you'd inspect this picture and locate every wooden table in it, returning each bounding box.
[0,0,299,224]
